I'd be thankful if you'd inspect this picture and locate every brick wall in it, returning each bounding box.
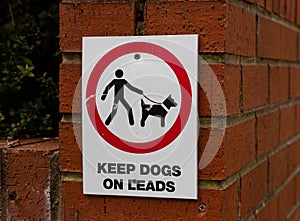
[56,0,299,220]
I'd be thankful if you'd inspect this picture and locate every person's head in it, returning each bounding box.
[115,69,123,78]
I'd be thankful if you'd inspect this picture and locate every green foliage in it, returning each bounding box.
[0,0,60,138]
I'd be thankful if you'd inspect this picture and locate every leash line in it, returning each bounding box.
[143,94,162,104]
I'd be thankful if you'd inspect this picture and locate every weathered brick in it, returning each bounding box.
[61,180,237,221]
[273,0,280,14]
[257,0,265,7]
[278,0,286,18]
[285,0,296,22]
[4,140,58,220]
[288,205,300,221]
[269,146,289,192]
[225,2,256,57]
[278,178,296,221]
[288,138,300,174]
[241,160,268,218]
[225,118,256,177]
[297,172,300,202]
[258,17,297,61]
[242,65,268,111]
[297,4,300,26]
[296,103,300,133]
[60,2,136,52]
[59,62,82,113]
[199,64,240,116]
[256,196,278,221]
[265,0,273,12]
[257,109,279,157]
[199,128,225,180]
[270,66,289,104]
[280,105,296,142]
[290,66,300,98]
[145,1,226,53]
[59,122,82,172]
[61,180,105,220]
[200,118,255,180]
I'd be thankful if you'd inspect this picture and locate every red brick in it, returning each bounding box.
[278,178,296,221]
[256,196,278,221]
[225,2,256,57]
[270,66,289,104]
[145,1,226,53]
[4,140,58,220]
[60,2,136,52]
[199,128,226,180]
[241,160,268,218]
[273,0,280,14]
[225,118,256,176]
[288,205,300,221]
[59,122,82,172]
[280,25,298,61]
[296,104,300,133]
[61,180,237,220]
[285,0,296,22]
[61,180,105,220]
[278,0,286,18]
[297,172,300,202]
[200,118,255,180]
[257,0,265,7]
[60,63,82,113]
[265,0,273,12]
[288,139,300,174]
[269,147,288,192]
[297,3,300,26]
[199,64,240,116]
[290,67,300,98]
[280,105,296,142]
[242,65,268,111]
[258,17,297,61]
[257,109,279,157]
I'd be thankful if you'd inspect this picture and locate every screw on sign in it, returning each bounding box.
[82,35,198,199]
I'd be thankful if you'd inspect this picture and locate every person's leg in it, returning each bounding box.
[105,101,118,125]
[120,99,134,125]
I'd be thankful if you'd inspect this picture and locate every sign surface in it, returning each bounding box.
[82,35,198,199]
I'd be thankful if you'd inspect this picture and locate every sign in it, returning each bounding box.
[82,35,198,199]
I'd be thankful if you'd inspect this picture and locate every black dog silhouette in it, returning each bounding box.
[140,95,177,127]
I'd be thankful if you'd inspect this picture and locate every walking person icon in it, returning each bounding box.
[101,69,143,126]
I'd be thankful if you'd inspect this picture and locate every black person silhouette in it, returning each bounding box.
[101,69,143,126]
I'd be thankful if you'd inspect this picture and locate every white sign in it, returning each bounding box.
[82,35,198,199]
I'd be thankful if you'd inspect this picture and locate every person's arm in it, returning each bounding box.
[125,82,143,95]
[101,80,114,100]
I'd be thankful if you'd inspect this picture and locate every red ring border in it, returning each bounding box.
[85,42,192,154]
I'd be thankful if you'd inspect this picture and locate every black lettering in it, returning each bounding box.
[127,164,136,174]
[172,165,181,177]
[155,181,165,191]
[114,179,123,190]
[128,179,136,190]
[151,164,161,176]
[98,163,107,173]
[103,178,113,189]
[117,163,126,174]
[107,163,116,174]
[145,181,155,191]
[136,180,146,190]
[162,165,172,176]
[140,164,150,175]
[166,181,175,192]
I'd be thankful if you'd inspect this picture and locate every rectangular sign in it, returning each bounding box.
[82,35,198,199]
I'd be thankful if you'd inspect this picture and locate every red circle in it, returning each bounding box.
[86,42,192,154]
